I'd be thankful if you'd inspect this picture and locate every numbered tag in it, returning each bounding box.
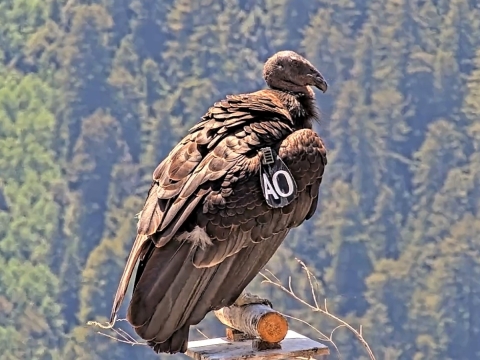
[259,147,297,208]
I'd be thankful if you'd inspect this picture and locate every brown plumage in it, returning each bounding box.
[109,50,329,354]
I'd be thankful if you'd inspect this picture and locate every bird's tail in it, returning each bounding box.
[126,238,220,354]
[125,230,290,354]
[109,234,149,324]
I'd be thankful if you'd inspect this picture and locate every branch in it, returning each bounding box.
[87,318,147,347]
[87,318,211,346]
[260,259,376,360]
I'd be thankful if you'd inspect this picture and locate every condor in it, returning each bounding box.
[109,50,329,354]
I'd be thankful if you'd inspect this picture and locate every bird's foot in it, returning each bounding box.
[233,291,273,308]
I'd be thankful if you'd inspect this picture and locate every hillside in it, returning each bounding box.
[1,0,480,359]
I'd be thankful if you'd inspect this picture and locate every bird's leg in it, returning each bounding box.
[233,291,273,308]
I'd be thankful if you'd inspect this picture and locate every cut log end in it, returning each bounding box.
[257,311,288,343]
[214,303,289,344]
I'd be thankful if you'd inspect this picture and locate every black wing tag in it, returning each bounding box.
[259,147,297,208]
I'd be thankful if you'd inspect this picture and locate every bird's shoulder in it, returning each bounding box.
[135,91,293,235]
[188,89,293,135]
[151,90,297,185]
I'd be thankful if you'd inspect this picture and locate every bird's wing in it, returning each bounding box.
[109,91,295,322]
[127,127,327,345]
[191,127,328,268]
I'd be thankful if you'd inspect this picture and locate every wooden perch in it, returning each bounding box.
[186,330,330,359]
[214,303,288,344]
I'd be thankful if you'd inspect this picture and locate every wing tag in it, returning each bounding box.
[259,147,297,208]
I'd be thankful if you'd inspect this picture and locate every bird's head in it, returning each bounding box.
[263,50,328,94]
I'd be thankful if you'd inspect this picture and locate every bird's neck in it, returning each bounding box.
[279,89,319,130]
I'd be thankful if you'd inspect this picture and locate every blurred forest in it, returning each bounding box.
[1,0,480,359]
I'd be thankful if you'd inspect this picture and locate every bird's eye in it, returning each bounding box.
[277,64,283,69]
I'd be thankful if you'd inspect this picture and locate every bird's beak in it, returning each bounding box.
[311,71,328,93]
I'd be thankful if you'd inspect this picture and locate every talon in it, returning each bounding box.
[234,291,273,308]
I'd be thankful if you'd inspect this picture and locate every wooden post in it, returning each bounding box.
[186,330,330,359]
[214,303,289,344]
[186,296,329,359]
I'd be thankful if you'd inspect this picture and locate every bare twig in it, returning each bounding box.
[87,318,147,347]
[195,328,210,340]
[260,259,376,360]
[281,313,341,356]
[88,318,211,347]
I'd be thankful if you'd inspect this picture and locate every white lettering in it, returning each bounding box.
[272,170,295,197]
[262,173,279,199]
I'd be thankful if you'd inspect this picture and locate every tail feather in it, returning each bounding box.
[126,229,289,353]
[147,326,189,354]
[109,234,150,324]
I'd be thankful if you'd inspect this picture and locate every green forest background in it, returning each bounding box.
[1,0,480,359]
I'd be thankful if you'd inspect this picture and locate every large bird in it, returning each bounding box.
[109,50,329,354]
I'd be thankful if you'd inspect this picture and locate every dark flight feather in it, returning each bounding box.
[109,50,329,354]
